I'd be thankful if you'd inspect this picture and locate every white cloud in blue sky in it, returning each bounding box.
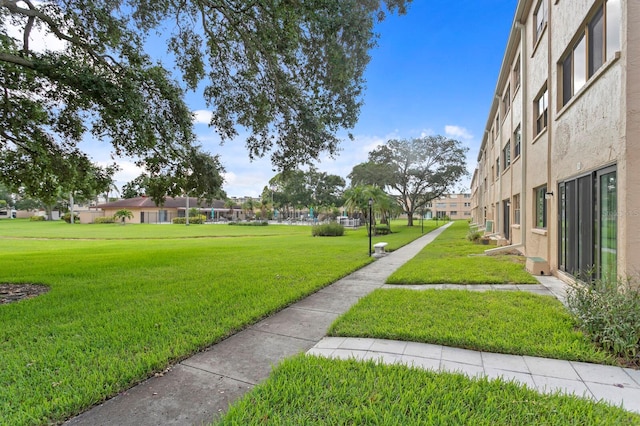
[445,125,474,141]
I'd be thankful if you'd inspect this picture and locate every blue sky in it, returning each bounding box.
[97,0,519,197]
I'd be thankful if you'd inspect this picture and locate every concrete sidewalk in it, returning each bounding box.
[308,337,640,414]
[67,222,639,424]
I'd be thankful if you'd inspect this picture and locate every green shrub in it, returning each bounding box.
[62,212,80,223]
[312,223,345,237]
[172,215,206,224]
[374,224,391,235]
[93,216,116,224]
[30,215,45,221]
[567,276,640,360]
[228,221,268,226]
[467,229,482,242]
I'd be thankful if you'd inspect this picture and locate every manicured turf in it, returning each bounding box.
[387,220,538,284]
[216,355,638,425]
[328,289,612,364]
[0,220,429,425]
[217,220,628,424]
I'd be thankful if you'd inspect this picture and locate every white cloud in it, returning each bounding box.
[192,110,213,124]
[420,128,435,138]
[93,160,144,192]
[444,125,473,140]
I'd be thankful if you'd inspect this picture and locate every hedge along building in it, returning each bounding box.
[470,0,639,283]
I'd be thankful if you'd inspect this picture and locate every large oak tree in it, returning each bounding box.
[1,0,411,203]
[366,135,469,226]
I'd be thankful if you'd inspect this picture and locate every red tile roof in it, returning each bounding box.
[96,196,234,210]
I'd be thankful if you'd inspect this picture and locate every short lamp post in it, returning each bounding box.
[421,208,424,234]
[368,197,373,257]
[185,193,190,226]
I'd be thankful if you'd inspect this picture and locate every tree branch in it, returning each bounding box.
[2,0,120,70]
[0,52,36,68]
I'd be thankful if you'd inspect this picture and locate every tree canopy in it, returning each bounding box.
[365,136,469,226]
[1,0,411,203]
[268,167,345,218]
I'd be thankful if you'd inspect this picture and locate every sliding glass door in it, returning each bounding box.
[558,166,617,281]
[597,168,617,281]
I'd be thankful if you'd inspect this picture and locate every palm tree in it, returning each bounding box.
[242,199,255,220]
[103,181,120,203]
[224,199,235,220]
[259,198,270,220]
[114,209,133,224]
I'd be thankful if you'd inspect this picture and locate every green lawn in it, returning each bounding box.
[328,289,611,364]
[0,219,427,425]
[217,355,638,425]
[387,220,538,284]
[216,221,635,425]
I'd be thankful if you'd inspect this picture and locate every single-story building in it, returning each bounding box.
[86,196,243,224]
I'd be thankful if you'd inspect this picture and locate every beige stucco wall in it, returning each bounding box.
[622,0,640,279]
[471,0,634,277]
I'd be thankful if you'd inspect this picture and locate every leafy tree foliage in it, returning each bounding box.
[14,196,42,211]
[268,167,345,218]
[1,0,410,203]
[366,136,469,226]
[348,161,392,188]
[0,148,115,218]
[343,184,394,235]
[0,183,12,206]
[121,176,149,199]
[305,167,346,209]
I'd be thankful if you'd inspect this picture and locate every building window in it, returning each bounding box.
[496,158,500,177]
[503,140,511,169]
[449,203,457,208]
[535,85,548,135]
[535,0,548,43]
[495,115,499,136]
[560,1,621,107]
[606,0,621,60]
[436,203,446,209]
[450,211,458,216]
[514,124,521,158]
[513,57,521,89]
[513,194,521,225]
[535,186,547,229]
[464,194,471,198]
[589,7,604,77]
[502,85,511,115]
[464,202,471,207]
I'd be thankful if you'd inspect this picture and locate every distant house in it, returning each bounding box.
[86,196,242,224]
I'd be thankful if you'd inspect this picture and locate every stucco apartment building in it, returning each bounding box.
[425,193,473,220]
[471,0,638,282]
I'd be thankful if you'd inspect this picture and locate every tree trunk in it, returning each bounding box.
[407,212,414,226]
